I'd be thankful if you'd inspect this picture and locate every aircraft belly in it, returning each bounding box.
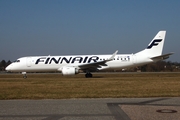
[98,61,134,70]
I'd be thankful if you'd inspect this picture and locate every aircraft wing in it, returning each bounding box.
[78,50,118,71]
[150,52,174,60]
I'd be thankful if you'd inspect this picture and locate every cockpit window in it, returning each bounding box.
[14,60,20,63]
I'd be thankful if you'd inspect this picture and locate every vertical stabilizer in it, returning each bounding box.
[135,31,166,57]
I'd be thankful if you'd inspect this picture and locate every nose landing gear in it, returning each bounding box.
[22,72,27,79]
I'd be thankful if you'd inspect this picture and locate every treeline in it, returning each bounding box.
[0,60,11,71]
[139,61,180,72]
[114,61,180,72]
[0,60,180,72]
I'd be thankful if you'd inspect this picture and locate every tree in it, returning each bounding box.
[0,60,6,71]
[6,60,11,66]
[0,60,11,71]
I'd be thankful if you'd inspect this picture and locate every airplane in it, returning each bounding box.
[6,31,173,78]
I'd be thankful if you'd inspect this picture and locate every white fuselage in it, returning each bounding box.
[6,54,152,72]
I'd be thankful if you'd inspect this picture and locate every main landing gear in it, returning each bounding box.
[85,72,93,78]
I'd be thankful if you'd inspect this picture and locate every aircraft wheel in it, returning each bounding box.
[89,73,92,77]
[23,75,27,79]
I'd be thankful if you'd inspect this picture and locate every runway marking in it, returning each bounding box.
[107,103,131,120]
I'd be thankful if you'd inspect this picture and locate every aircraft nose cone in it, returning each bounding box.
[5,65,11,71]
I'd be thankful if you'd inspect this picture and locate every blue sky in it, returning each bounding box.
[1,0,180,62]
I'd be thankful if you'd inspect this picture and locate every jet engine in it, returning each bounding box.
[61,66,79,75]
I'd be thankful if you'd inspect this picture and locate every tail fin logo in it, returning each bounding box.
[147,39,162,49]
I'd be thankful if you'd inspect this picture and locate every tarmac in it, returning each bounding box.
[0,97,180,120]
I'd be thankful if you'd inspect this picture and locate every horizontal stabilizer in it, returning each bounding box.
[150,52,174,60]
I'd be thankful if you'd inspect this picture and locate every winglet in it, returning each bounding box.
[108,50,118,61]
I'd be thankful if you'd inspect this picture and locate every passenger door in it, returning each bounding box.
[26,57,32,67]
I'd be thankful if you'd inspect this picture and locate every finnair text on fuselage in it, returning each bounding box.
[35,55,131,65]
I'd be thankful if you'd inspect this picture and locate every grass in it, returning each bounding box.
[0,72,180,99]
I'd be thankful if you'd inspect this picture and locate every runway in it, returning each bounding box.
[0,97,180,120]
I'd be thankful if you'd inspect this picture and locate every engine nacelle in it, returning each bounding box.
[61,66,79,75]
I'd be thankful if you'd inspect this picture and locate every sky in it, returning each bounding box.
[0,0,180,62]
